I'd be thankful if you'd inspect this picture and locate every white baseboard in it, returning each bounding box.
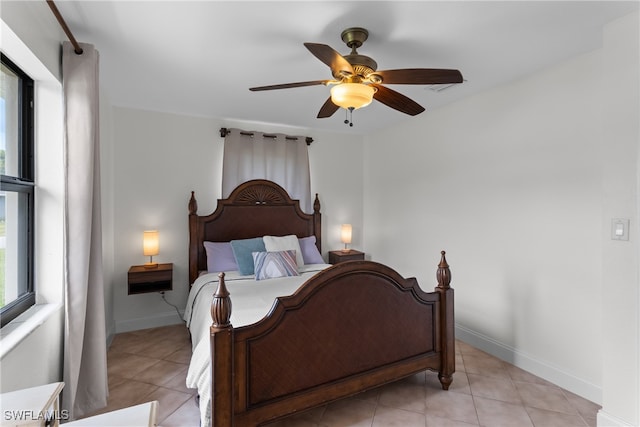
[115,310,185,333]
[455,323,602,405]
[597,410,635,427]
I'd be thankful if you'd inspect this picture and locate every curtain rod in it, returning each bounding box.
[46,0,83,55]
[220,127,313,145]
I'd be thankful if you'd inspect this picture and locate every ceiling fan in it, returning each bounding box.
[249,27,463,125]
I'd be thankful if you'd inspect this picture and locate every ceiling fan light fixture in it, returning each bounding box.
[330,83,375,110]
[250,27,462,120]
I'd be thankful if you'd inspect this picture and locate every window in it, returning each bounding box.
[1,53,35,327]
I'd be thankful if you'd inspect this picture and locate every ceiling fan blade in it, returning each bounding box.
[304,43,354,77]
[375,69,463,85]
[317,97,340,118]
[250,80,331,91]
[372,84,425,116]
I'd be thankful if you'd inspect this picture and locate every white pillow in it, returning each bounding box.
[263,235,304,267]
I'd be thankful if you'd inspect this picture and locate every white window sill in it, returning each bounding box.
[0,303,62,360]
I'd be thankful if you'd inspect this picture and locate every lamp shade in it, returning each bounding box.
[341,224,352,245]
[330,83,375,110]
[143,230,159,256]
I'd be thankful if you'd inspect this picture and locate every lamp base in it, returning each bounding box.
[144,262,158,269]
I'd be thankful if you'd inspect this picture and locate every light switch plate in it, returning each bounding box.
[611,218,630,241]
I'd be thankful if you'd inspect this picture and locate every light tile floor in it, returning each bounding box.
[85,324,600,426]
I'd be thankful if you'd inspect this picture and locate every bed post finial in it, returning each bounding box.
[210,273,234,426]
[211,273,232,328]
[313,193,320,213]
[436,250,454,390]
[437,251,451,289]
[189,191,198,215]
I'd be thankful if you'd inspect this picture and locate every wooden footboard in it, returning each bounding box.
[209,252,454,426]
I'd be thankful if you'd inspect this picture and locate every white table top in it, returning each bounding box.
[63,401,158,427]
[0,382,65,426]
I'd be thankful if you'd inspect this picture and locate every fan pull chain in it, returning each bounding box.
[344,107,355,127]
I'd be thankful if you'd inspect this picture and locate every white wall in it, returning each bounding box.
[0,1,62,81]
[1,1,116,392]
[0,13,65,391]
[599,12,640,427]
[365,34,603,401]
[363,11,639,423]
[111,108,220,331]
[109,109,364,332]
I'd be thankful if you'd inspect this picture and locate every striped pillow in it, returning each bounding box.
[252,250,299,281]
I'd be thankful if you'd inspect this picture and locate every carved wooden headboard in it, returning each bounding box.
[188,179,321,284]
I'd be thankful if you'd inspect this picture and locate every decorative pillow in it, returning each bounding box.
[203,241,238,272]
[263,235,304,267]
[230,237,266,275]
[298,236,324,264]
[252,250,300,281]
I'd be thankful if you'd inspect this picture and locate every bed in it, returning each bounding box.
[184,179,455,427]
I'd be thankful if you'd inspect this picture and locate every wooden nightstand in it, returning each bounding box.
[328,250,365,264]
[128,263,173,294]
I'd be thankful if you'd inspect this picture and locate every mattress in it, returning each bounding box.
[184,264,332,427]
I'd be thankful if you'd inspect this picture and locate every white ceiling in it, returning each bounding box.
[54,1,639,135]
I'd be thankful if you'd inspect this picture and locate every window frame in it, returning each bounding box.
[1,52,35,328]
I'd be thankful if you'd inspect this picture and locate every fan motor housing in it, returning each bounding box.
[339,27,379,81]
[344,55,377,74]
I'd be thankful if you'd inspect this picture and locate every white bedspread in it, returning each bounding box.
[184,264,331,427]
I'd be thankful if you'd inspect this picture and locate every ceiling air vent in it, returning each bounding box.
[425,80,466,92]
